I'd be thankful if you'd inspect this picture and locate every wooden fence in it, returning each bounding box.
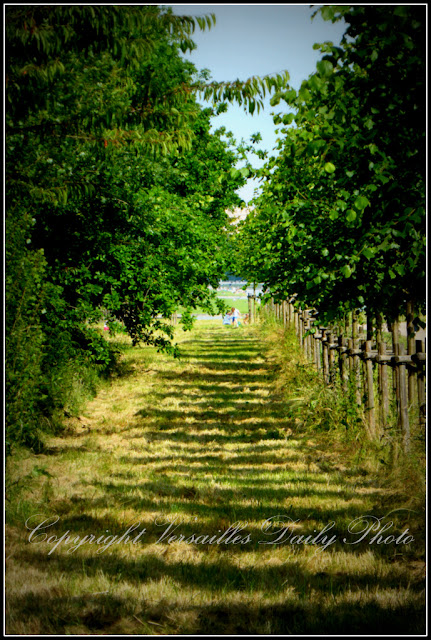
[260,296,426,451]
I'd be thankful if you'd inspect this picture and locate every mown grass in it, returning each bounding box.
[5,318,426,635]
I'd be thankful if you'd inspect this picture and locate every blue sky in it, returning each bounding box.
[167,4,347,203]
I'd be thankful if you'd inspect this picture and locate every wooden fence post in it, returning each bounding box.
[314,329,322,371]
[352,310,358,343]
[394,342,410,452]
[309,316,317,367]
[391,318,401,415]
[348,337,362,406]
[345,313,351,345]
[298,308,303,345]
[322,329,330,385]
[376,340,390,432]
[352,310,362,404]
[363,340,376,437]
[413,339,426,431]
[303,309,310,359]
[327,331,336,386]
[338,335,348,393]
[348,337,354,376]
[288,295,297,330]
[309,312,317,363]
[376,313,384,418]
[406,300,416,404]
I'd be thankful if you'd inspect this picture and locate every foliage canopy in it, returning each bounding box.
[234,5,426,323]
[6,5,289,450]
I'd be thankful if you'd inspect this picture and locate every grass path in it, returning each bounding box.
[5,321,425,634]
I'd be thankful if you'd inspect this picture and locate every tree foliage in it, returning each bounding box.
[6,5,289,450]
[235,5,426,323]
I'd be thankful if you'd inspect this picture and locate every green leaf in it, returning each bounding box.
[346,209,357,222]
[354,195,370,211]
[282,113,294,125]
[341,265,352,278]
[316,59,333,77]
[324,162,336,173]
[282,89,297,104]
[298,86,311,102]
[362,247,375,260]
[336,199,347,211]
[308,139,326,156]
[309,74,324,92]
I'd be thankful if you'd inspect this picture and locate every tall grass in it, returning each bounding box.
[260,315,426,516]
[5,319,425,634]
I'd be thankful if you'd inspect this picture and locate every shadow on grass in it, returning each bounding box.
[17,544,425,595]
[9,590,425,635]
[12,542,425,635]
[54,479,415,559]
[6,323,426,635]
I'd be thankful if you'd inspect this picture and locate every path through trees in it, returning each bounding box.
[5,320,425,634]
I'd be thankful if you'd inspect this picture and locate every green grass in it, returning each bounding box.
[5,319,425,635]
[177,293,253,316]
[218,297,250,315]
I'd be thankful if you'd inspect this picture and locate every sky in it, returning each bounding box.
[167,4,348,203]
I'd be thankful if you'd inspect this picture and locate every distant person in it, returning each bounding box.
[223,312,232,325]
[230,307,242,327]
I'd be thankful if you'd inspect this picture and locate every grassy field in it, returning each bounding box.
[178,291,252,316]
[5,319,426,635]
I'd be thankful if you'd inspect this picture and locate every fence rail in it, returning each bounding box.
[263,297,426,451]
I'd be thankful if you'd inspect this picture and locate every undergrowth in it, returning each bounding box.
[259,315,426,547]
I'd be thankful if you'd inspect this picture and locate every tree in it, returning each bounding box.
[6,5,289,450]
[235,5,426,324]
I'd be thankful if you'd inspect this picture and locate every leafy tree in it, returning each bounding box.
[6,5,289,450]
[235,5,426,324]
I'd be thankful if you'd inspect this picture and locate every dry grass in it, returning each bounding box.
[5,320,426,635]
